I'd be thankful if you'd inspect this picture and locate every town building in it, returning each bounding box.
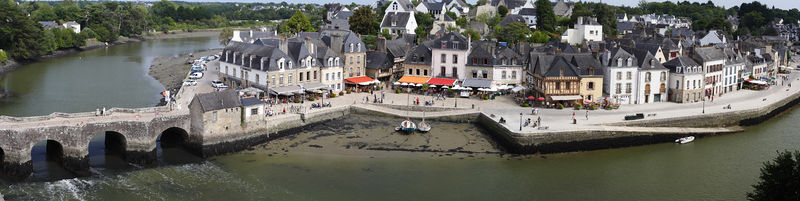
[431,32,471,80]
[189,90,243,137]
[240,97,266,124]
[404,41,433,77]
[625,47,669,103]
[663,57,704,103]
[691,46,726,99]
[561,17,603,45]
[723,48,745,93]
[381,11,418,35]
[527,54,583,105]
[600,47,639,104]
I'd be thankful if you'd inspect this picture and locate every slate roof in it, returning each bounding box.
[365,51,394,69]
[529,55,581,77]
[518,8,536,16]
[663,56,701,74]
[491,0,525,10]
[623,46,666,70]
[422,2,444,11]
[38,21,58,30]
[692,47,726,62]
[566,54,604,77]
[431,32,469,50]
[635,44,661,56]
[385,39,409,58]
[602,47,636,67]
[192,90,242,112]
[241,97,264,107]
[406,41,433,65]
[617,22,635,32]
[498,14,526,27]
[382,12,412,28]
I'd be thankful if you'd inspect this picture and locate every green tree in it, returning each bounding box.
[31,3,57,22]
[0,1,46,59]
[456,17,468,28]
[530,30,550,43]
[477,0,488,6]
[415,26,429,39]
[0,49,7,63]
[461,28,480,40]
[219,27,233,46]
[747,150,800,201]
[498,5,508,17]
[493,22,531,44]
[596,4,617,36]
[92,25,117,43]
[349,6,376,35]
[415,12,434,29]
[445,11,457,21]
[380,29,392,39]
[536,0,557,32]
[286,10,313,34]
[42,29,58,52]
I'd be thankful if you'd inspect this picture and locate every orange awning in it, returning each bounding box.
[344,76,376,85]
[397,76,431,85]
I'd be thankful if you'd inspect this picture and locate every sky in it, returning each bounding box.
[217,0,800,10]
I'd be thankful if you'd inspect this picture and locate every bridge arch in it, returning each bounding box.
[88,131,128,168]
[30,140,68,180]
[157,127,201,164]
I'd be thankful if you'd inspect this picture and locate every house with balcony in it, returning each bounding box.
[690,46,725,99]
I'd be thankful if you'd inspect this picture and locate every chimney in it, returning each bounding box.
[377,36,387,53]
[578,17,583,25]
[331,33,343,53]
[250,30,254,39]
[279,38,288,54]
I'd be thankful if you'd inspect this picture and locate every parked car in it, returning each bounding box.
[182,79,197,86]
[189,72,203,79]
[191,65,205,72]
[211,80,225,88]
[624,113,645,120]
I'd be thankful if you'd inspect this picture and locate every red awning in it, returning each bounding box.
[427,78,457,86]
[344,76,376,85]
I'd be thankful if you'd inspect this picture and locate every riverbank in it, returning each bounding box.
[0,30,219,78]
[148,48,222,96]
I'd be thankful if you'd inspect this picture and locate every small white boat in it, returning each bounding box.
[400,119,416,132]
[418,121,431,132]
[675,136,695,144]
[418,111,431,132]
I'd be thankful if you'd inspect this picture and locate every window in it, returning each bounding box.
[288,61,293,69]
[645,72,652,82]
[300,72,304,81]
[616,72,622,80]
[676,80,680,89]
[501,57,507,65]
[307,72,310,81]
[626,83,632,93]
[271,76,275,86]
[338,72,341,79]
[409,69,413,74]
[289,74,293,83]
[280,75,284,85]
[677,67,682,73]
[483,57,488,64]
[660,72,666,81]
[626,72,632,80]
[314,71,317,80]
[452,67,457,78]
[416,69,420,75]
[424,69,428,76]
[453,55,458,64]
[256,74,260,84]
[251,108,258,116]
[556,82,561,90]
[512,71,517,79]
[644,84,651,94]
[350,56,353,64]
[501,71,507,79]
[473,71,478,78]
[566,82,571,90]
[441,66,446,77]
[357,43,361,52]
[212,111,218,122]
[617,58,623,67]
[357,56,361,64]
[350,43,354,52]
[326,73,330,81]
[588,67,595,75]
[473,56,477,64]
[441,54,446,63]
[660,83,666,93]
[588,82,594,90]
[627,58,633,66]
[616,83,621,94]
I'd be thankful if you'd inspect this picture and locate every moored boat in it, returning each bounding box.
[401,119,417,132]
[418,111,431,132]
[675,136,695,144]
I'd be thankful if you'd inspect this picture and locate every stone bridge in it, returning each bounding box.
[0,106,198,180]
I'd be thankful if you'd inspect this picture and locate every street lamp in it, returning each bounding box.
[702,97,705,114]
[519,113,523,131]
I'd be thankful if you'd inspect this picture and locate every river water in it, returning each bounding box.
[1,37,799,200]
[0,36,221,117]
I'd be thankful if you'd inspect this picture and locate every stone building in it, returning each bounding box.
[431,32,471,80]
[600,47,638,104]
[240,97,266,125]
[189,90,243,138]
[404,41,433,77]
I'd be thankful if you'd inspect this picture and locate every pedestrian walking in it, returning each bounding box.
[585,111,589,120]
[102,107,106,116]
[572,111,575,118]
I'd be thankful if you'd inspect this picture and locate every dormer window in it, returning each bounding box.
[617,58,623,67]
[288,61,293,69]
[677,67,682,73]
[357,43,361,52]
[328,58,333,67]
[650,59,655,67]
[627,58,633,66]
[350,43,354,52]
[335,57,340,66]
[501,57,507,65]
